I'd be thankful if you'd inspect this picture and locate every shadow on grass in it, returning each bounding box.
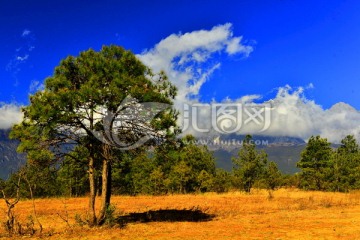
[116,208,215,227]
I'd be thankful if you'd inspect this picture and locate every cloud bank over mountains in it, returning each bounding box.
[138,23,360,143]
[2,23,359,143]
[0,104,22,129]
[245,85,360,143]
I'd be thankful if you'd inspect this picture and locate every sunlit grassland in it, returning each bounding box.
[1,188,360,239]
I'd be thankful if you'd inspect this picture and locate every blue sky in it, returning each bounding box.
[1,0,360,141]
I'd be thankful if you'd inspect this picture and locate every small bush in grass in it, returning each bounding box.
[74,214,86,227]
[104,204,117,227]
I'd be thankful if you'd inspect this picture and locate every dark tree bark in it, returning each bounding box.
[97,144,112,225]
[88,155,97,226]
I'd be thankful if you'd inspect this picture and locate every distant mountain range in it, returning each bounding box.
[208,134,306,174]
[0,129,26,179]
[0,129,338,179]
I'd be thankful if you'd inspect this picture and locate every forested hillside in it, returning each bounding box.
[0,129,25,179]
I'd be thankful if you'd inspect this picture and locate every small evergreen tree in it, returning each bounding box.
[297,136,333,190]
[212,168,232,193]
[232,135,268,193]
[265,161,282,190]
[331,135,360,192]
[197,170,214,193]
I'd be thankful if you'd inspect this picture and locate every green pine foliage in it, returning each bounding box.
[232,135,268,192]
[329,135,360,192]
[296,135,360,192]
[265,161,283,190]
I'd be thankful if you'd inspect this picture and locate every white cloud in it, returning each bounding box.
[16,55,29,61]
[176,85,360,143]
[6,29,35,85]
[29,80,44,93]
[22,29,31,37]
[261,86,360,143]
[226,36,253,56]
[236,94,262,104]
[260,85,322,139]
[137,23,254,106]
[0,104,23,129]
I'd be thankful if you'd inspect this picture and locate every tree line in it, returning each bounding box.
[1,134,278,196]
[6,133,360,198]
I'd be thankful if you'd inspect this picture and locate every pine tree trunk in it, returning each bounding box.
[87,108,97,226]
[106,163,111,205]
[97,145,112,225]
[88,156,97,226]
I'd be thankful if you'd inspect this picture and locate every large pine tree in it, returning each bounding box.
[11,45,177,226]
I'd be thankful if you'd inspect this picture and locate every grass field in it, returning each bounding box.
[1,188,360,239]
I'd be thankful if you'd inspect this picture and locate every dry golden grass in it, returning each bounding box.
[1,188,360,239]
